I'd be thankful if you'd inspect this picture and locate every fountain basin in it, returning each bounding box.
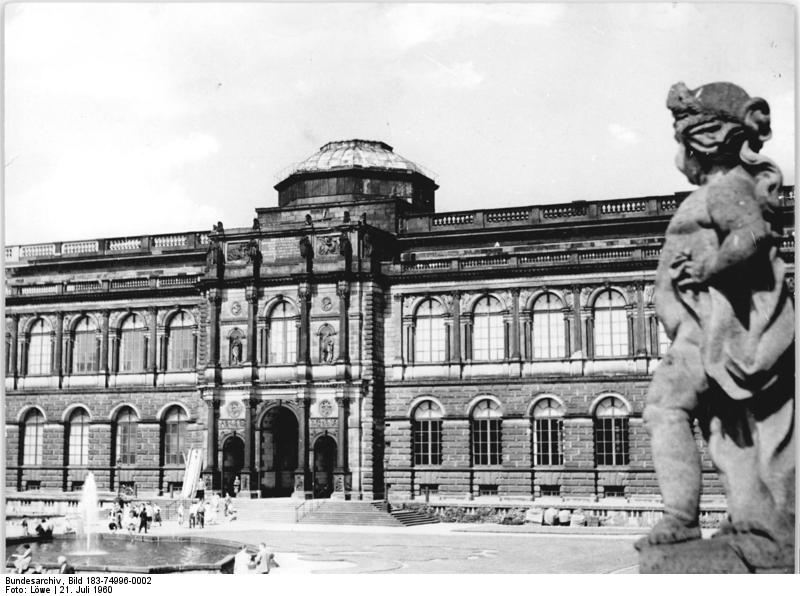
[6,534,242,574]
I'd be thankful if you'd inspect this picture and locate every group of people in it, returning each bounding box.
[233,543,279,574]
[177,493,236,528]
[9,544,74,574]
[108,501,162,534]
[20,517,54,538]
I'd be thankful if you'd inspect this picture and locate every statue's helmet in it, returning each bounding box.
[667,82,772,155]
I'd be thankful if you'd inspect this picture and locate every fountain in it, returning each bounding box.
[74,472,105,555]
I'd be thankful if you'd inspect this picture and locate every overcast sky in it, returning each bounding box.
[4,2,795,245]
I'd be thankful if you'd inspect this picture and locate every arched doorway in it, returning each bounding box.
[222,435,244,497]
[313,435,337,498]
[259,407,299,497]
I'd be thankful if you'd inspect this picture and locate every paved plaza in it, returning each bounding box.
[138,520,643,574]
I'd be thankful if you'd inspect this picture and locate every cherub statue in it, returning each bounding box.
[641,82,794,568]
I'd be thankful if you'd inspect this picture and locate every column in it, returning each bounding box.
[510,289,521,360]
[206,396,219,489]
[626,308,635,358]
[462,314,473,361]
[336,281,350,363]
[562,309,571,357]
[207,289,221,367]
[571,286,583,358]
[450,291,461,364]
[54,312,64,385]
[147,307,158,373]
[332,395,351,499]
[245,286,258,364]
[9,315,18,385]
[242,396,256,495]
[635,283,647,356]
[403,318,414,364]
[100,310,110,380]
[293,397,311,498]
[297,283,311,365]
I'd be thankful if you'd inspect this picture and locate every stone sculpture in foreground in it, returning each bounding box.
[636,82,795,573]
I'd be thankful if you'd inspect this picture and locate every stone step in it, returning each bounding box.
[298,501,404,526]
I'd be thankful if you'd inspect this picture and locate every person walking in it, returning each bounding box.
[197,501,205,529]
[154,504,162,527]
[177,502,185,527]
[138,505,148,534]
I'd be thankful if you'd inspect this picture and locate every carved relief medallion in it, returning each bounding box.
[226,400,244,418]
[318,399,334,417]
[321,297,333,312]
[230,301,242,316]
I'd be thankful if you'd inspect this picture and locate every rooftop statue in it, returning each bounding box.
[637,82,795,573]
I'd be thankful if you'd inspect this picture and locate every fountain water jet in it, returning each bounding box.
[74,472,105,555]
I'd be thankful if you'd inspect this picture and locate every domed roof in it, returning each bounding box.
[281,139,435,180]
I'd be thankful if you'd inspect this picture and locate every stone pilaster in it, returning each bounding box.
[293,396,311,498]
[331,395,351,499]
[510,288,521,360]
[451,291,461,364]
[336,281,350,363]
[8,315,19,386]
[297,283,311,365]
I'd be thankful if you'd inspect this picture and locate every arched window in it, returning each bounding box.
[471,399,502,465]
[27,319,52,375]
[532,398,564,466]
[268,302,297,364]
[594,396,630,466]
[229,328,244,366]
[593,290,628,357]
[119,314,147,372]
[413,401,443,465]
[72,316,99,373]
[163,407,187,466]
[22,409,44,465]
[532,293,565,359]
[473,296,504,361]
[317,324,337,364]
[657,321,670,356]
[67,408,90,466]
[115,408,138,465]
[167,311,195,371]
[414,299,446,363]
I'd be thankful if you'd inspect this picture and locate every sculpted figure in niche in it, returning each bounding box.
[319,325,337,364]
[641,82,794,568]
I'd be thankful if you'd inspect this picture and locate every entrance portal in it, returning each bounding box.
[222,436,244,497]
[313,435,336,498]
[259,407,299,497]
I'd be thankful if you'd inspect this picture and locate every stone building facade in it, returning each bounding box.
[4,139,795,502]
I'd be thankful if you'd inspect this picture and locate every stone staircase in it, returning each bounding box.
[298,500,439,527]
[230,497,300,523]
[389,507,441,527]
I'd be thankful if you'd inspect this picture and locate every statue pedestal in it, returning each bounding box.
[636,534,795,574]
[330,471,351,500]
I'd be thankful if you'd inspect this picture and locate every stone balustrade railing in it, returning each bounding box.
[5,231,210,265]
[403,185,794,234]
[7,275,201,298]
[397,232,794,275]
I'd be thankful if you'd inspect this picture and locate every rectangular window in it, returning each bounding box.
[533,312,565,359]
[73,333,98,373]
[71,481,84,492]
[473,316,504,361]
[23,424,43,466]
[540,484,561,497]
[164,422,185,465]
[595,418,629,466]
[120,330,146,372]
[68,424,89,466]
[168,329,194,370]
[534,418,563,466]
[415,319,446,363]
[117,421,136,464]
[472,419,502,465]
[28,334,52,375]
[413,420,442,465]
[269,321,297,364]
[418,484,439,497]
[604,485,626,498]
[595,310,628,357]
[25,480,41,491]
[478,484,498,496]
